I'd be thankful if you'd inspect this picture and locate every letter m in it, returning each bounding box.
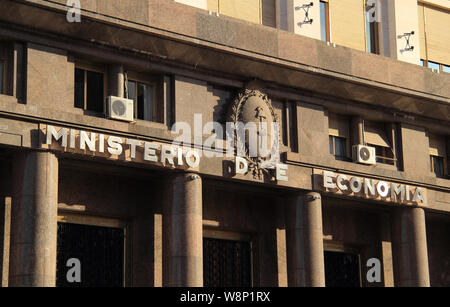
[46,125,68,147]
[390,183,405,202]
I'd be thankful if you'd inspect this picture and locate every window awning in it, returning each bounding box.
[364,125,391,148]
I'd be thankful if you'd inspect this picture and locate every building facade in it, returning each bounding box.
[0,0,449,287]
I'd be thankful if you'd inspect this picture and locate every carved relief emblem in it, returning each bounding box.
[227,89,281,180]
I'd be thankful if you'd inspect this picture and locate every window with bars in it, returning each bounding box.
[56,222,125,287]
[203,237,252,287]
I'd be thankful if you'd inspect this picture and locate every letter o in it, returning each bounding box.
[377,181,389,198]
[185,150,200,168]
[350,177,362,193]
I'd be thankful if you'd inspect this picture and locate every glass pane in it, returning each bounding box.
[432,156,444,177]
[420,60,425,67]
[137,83,145,120]
[136,82,154,121]
[0,61,3,94]
[428,61,441,71]
[366,16,377,54]
[126,80,136,102]
[74,68,85,109]
[86,70,104,113]
[443,65,450,73]
[335,137,346,159]
[144,84,154,121]
[320,2,327,41]
[56,222,124,287]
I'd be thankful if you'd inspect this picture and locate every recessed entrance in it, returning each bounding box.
[56,216,126,287]
[203,237,252,287]
[324,250,361,287]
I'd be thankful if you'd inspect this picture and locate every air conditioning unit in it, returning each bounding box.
[105,96,134,122]
[352,145,376,165]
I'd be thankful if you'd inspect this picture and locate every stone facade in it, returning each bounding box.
[0,0,448,287]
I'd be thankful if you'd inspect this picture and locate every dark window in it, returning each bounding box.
[56,222,124,287]
[0,60,4,94]
[203,238,252,287]
[365,9,378,54]
[325,251,361,287]
[320,1,329,42]
[330,135,348,161]
[430,155,444,177]
[74,68,104,112]
[126,80,156,122]
[289,102,298,152]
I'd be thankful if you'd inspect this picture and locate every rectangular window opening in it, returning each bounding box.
[203,237,252,287]
[325,250,361,287]
[320,1,330,42]
[74,67,104,113]
[126,79,157,122]
[56,222,125,287]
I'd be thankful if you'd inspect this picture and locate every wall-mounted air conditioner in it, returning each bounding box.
[352,145,376,165]
[105,96,134,122]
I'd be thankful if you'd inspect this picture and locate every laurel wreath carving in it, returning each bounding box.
[227,89,281,180]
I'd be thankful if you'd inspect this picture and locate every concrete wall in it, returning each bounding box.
[27,44,74,111]
[380,0,421,64]
[401,123,431,178]
[279,0,321,40]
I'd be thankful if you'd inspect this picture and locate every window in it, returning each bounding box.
[320,1,330,42]
[325,251,361,287]
[329,136,348,161]
[429,133,447,178]
[287,102,298,153]
[126,79,156,122]
[57,214,128,287]
[421,60,450,73]
[428,61,441,72]
[203,230,253,287]
[203,237,252,287]
[74,67,105,113]
[364,122,396,165]
[329,113,351,161]
[0,60,4,94]
[324,242,361,287]
[430,155,445,177]
[365,5,378,54]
